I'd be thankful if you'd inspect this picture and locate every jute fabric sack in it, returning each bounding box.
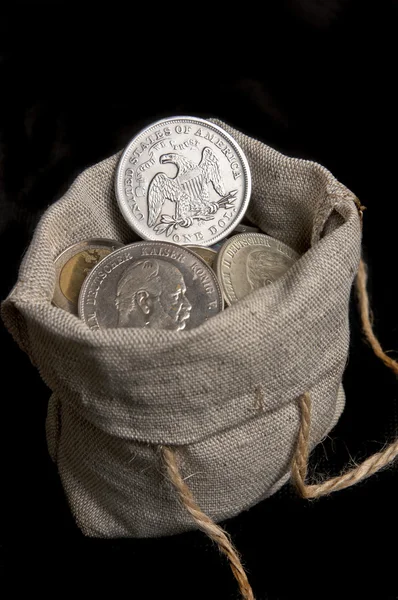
[1,120,361,538]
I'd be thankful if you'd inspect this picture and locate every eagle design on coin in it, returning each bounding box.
[148,147,237,234]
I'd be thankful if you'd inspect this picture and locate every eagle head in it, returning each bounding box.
[159,152,197,175]
[159,153,179,165]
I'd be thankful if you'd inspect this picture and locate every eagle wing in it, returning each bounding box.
[147,173,182,226]
[199,146,226,197]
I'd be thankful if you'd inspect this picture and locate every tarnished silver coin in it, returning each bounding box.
[186,246,217,269]
[215,233,299,305]
[78,242,223,331]
[211,241,226,252]
[115,117,251,247]
[233,223,260,234]
[53,239,124,314]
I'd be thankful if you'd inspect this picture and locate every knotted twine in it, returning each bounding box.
[161,255,397,600]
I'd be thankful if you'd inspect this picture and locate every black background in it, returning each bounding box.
[1,2,398,598]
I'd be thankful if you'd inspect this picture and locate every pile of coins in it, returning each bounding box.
[53,117,298,331]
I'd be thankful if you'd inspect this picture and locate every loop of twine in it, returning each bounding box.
[291,258,398,499]
[160,248,397,599]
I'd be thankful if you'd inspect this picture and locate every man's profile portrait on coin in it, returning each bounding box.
[246,249,293,290]
[114,259,192,330]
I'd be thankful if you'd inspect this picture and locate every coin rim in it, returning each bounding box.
[115,116,252,247]
[186,245,217,269]
[53,238,124,313]
[215,233,300,306]
[78,241,224,328]
[186,245,217,261]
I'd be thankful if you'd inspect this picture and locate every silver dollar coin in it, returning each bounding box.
[115,116,251,247]
[215,233,300,305]
[78,241,223,331]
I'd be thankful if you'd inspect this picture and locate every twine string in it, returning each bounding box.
[161,446,255,600]
[292,258,398,498]
[356,259,398,376]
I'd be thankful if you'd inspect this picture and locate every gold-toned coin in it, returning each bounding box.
[53,239,124,314]
[186,245,217,269]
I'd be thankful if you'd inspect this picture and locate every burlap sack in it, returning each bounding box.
[1,120,361,538]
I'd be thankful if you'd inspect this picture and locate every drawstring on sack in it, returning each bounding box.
[355,258,398,377]
[161,446,255,600]
[161,214,397,600]
[291,389,398,497]
[291,258,398,498]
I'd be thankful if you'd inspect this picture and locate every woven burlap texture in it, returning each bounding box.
[1,120,362,538]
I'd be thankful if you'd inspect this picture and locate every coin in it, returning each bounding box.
[115,117,251,247]
[211,241,226,252]
[78,242,223,331]
[234,223,260,234]
[53,239,124,314]
[215,233,299,305]
[186,246,217,269]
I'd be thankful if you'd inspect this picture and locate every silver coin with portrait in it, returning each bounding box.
[215,233,300,305]
[115,117,251,247]
[78,241,223,331]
